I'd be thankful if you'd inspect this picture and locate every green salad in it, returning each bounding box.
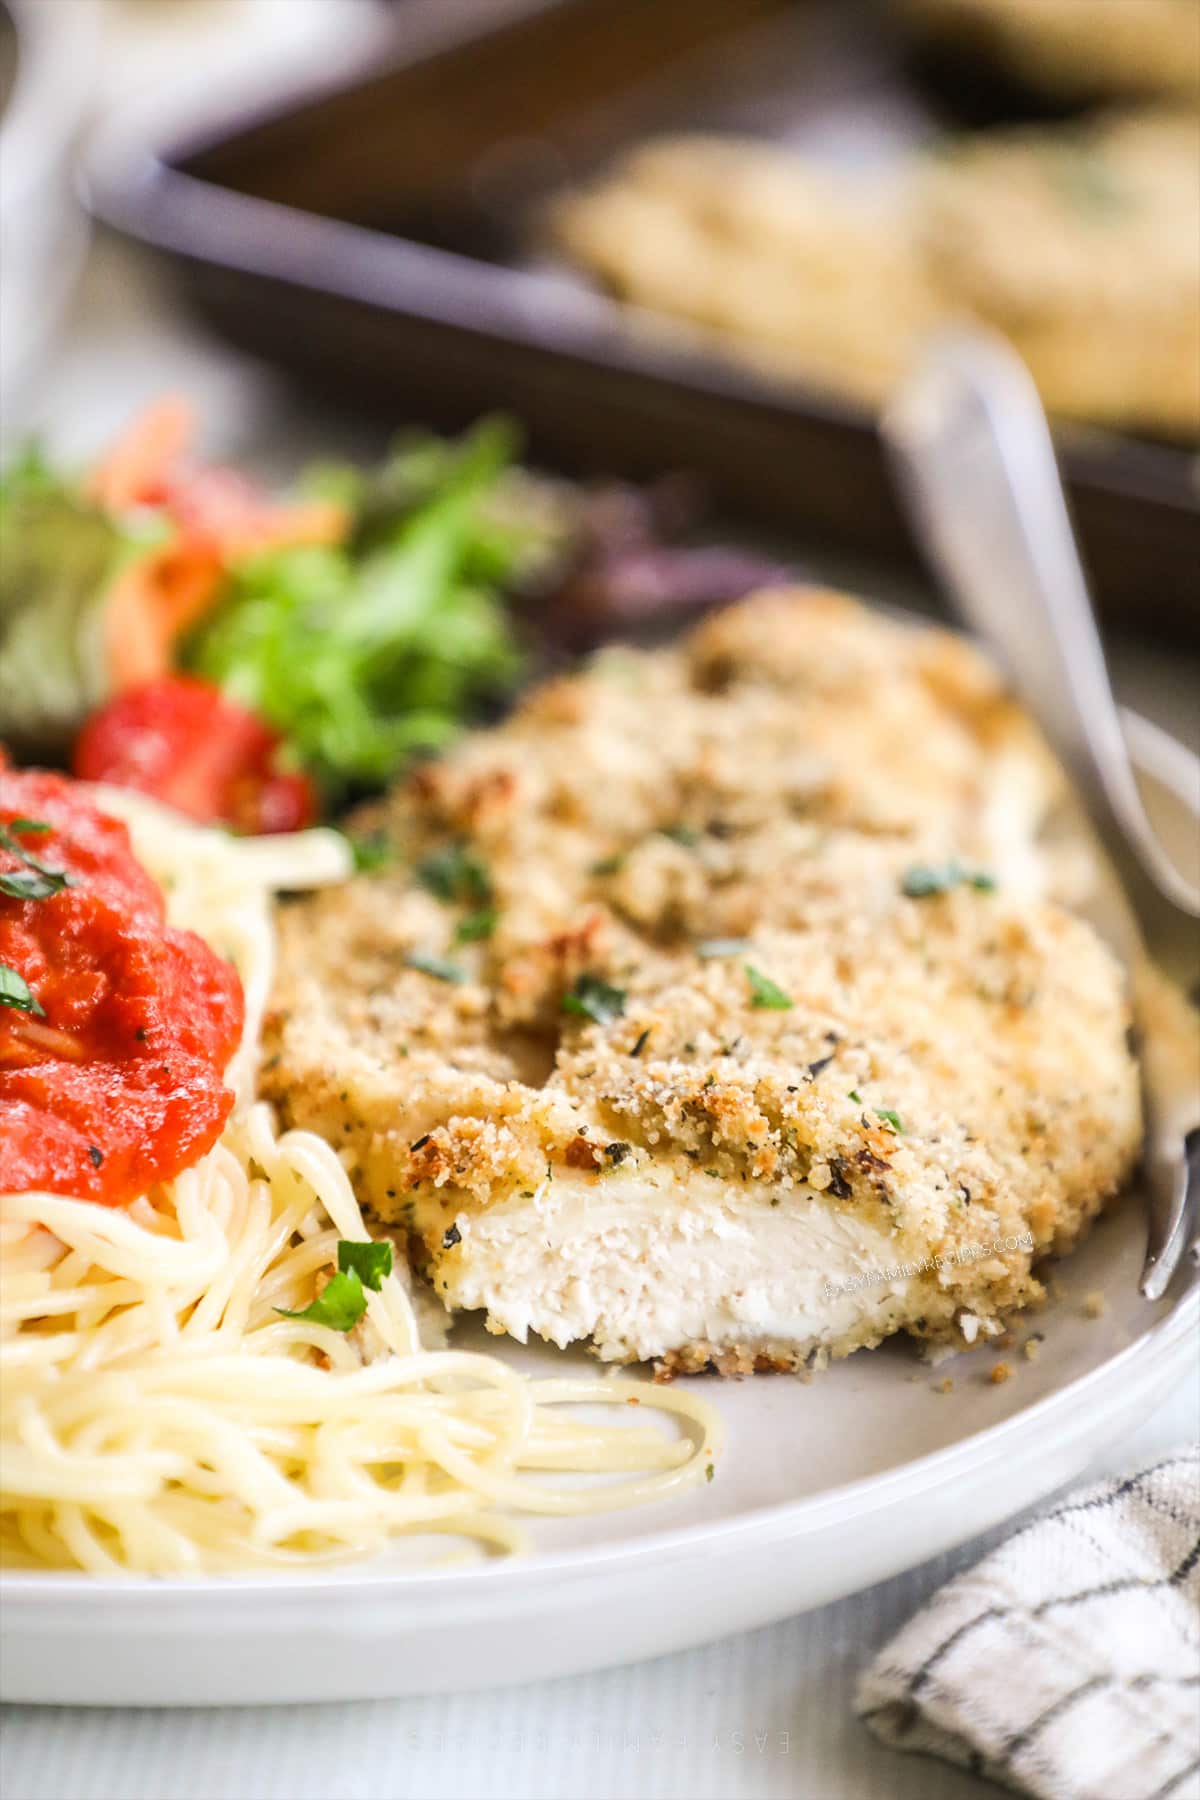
[0,413,564,819]
[185,420,546,803]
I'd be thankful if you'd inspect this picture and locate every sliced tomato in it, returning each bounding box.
[73,676,317,836]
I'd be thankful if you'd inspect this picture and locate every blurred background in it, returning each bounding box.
[1,0,386,458]
[1,0,1197,785]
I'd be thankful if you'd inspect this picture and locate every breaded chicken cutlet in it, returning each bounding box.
[553,112,1200,437]
[898,0,1200,104]
[263,590,1141,1373]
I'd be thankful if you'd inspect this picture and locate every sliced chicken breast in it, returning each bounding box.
[262,589,1139,1371]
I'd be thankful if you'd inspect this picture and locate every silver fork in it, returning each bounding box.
[882,331,1200,1300]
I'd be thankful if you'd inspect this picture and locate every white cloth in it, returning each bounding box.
[857,1447,1200,1800]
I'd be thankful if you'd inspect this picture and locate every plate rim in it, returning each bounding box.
[3,708,1196,1613]
[3,1280,1195,1613]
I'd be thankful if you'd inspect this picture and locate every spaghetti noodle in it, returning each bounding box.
[0,792,721,1575]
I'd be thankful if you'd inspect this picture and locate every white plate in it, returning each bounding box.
[3,709,1197,1707]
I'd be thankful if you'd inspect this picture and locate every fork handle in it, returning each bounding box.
[883,330,1198,1300]
[883,330,1200,937]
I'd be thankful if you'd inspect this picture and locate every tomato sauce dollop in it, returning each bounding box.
[1,769,244,1205]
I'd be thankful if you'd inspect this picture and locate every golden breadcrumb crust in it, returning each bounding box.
[553,112,1200,436]
[262,589,1140,1371]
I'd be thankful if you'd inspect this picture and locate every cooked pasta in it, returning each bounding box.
[0,793,721,1575]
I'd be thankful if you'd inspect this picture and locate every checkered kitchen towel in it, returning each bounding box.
[857,1447,1200,1800]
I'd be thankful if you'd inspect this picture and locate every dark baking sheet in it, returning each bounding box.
[86,0,1200,638]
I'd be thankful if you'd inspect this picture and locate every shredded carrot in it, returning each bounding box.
[87,397,195,511]
[104,548,223,692]
[89,399,348,691]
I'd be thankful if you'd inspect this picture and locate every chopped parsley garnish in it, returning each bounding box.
[337,1238,393,1290]
[562,974,627,1025]
[0,868,70,900]
[705,1462,715,1483]
[745,965,792,1010]
[659,824,700,847]
[453,906,497,944]
[417,841,492,906]
[404,950,467,984]
[347,830,392,873]
[0,821,75,901]
[276,1271,367,1332]
[629,1027,651,1057]
[697,938,750,959]
[276,1238,392,1331]
[849,1090,904,1132]
[901,860,996,899]
[590,853,625,877]
[0,963,44,1015]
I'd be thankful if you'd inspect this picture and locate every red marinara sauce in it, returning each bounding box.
[1,767,244,1204]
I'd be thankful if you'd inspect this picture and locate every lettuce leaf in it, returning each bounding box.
[0,456,128,754]
[186,421,538,803]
